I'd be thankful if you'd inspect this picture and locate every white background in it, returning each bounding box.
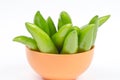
[0,0,120,80]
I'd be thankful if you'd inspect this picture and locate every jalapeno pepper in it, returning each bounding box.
[89,15,99,45]
[52,24,73,52]
[61,30,78,54]
[13,36,38,51]
[78,24,95,52]
[98,15,110,27]
[25,22,58,53]
[46,16,57,37]
[58,11,72,30]
[34,11,50,36]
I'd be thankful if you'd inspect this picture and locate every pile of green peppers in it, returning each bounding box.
[13,11,110,54]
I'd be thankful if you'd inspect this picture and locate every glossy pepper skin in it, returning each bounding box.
[46,16,57,37]
[78,24,95,52]
[13,36,38,51]
[58,11,72,30]
[89,15,99,45]
[25,22,58,54]
[98,15,110,27]
[13,10,111,54]
[88,15,110,45]
[89,15,99,25]
[61,30,78,54]
[52,24,73,52]
[34,11,50,36]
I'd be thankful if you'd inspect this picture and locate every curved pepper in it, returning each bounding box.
[61,30,78,54]
[98,15,110,27]
[25,22,58,53]
[52,24,73,52]
[89,15,99,45]
[78,24,95,52]
[89,15,99,25]
[34,11,50,36]
[13,36,38,51]
[58,11,72,30]
[46,16,57,37]
[88,15,110,45]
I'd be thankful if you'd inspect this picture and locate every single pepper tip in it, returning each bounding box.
[25,22,32,26]
[102,14,111,18]
[25,22,29,25]
[60,11,69,15]
[107,15,111,18]
[36,11,40,13]
[12,36,22,42]
[47,16,52,19]
[13,37,16,41]
[95,15,99,17]
[107,14,111,17]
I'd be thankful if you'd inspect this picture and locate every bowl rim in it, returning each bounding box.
[26,46,94,56]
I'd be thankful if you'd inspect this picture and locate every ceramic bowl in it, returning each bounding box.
[26,47,94,80]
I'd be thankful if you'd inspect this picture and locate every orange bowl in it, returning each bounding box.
[26,47,94,80]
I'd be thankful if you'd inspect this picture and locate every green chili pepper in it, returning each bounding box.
[46,16,57,37]
[89,15,99,25]
[98,15,110,27]
[25,22,58,53]
[52,24,73,52]
[34,11,50,35]
[78,24,95,52]
[13,36,38,51]
[61,30,78,54]
[88,15,110,45]
[89,15,99,45]
[58,11,72,30]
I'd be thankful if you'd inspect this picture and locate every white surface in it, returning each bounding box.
[0,0,120,80]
